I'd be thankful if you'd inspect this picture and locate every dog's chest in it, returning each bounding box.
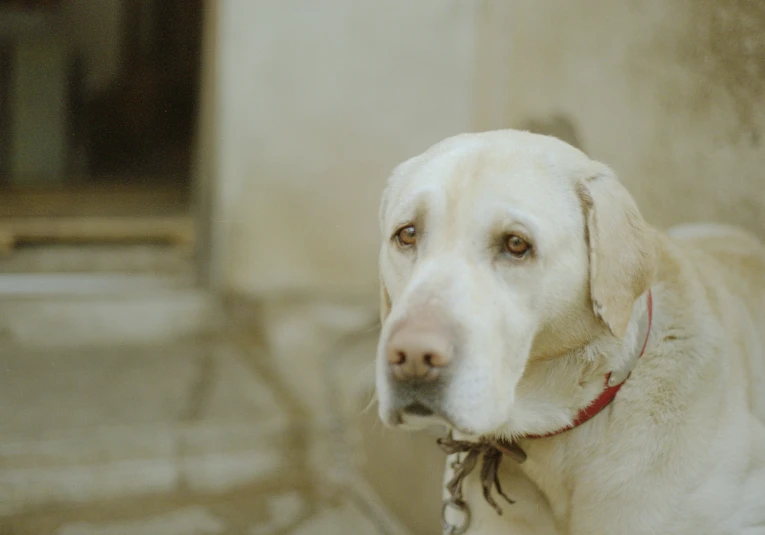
[513,442,574,525]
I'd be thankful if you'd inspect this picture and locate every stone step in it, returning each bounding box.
[0,273,219,347]
[0,421,289,516]
[0,341,293,515]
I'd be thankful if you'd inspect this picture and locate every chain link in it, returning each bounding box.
[441,497,471,535]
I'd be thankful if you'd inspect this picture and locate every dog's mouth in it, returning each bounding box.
[394,402,479,437]
[402,401,434,416]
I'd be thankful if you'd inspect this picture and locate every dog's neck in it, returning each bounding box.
[441,291,655,527]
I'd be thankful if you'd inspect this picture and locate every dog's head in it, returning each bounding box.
[376,130,655,437]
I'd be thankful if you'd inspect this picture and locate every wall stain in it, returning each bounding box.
[517,113,585,151]
[646,1,765,141]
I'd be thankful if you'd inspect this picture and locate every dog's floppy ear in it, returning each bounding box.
[379,281,392,325]
[577,165,656,338]
[378,180,394,326]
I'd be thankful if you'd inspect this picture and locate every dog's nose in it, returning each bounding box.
[386,322,453,382]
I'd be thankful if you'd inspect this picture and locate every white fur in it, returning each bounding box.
[375,130,765,534]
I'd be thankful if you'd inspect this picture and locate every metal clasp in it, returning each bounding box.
[441,498,471,535]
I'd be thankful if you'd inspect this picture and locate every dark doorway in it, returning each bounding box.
[0,0,203,269]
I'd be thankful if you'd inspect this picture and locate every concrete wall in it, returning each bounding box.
[475,0,765,238]
[213,0,480,297]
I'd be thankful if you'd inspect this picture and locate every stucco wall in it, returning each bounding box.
[214,0,480,297]
[476,0,765,238]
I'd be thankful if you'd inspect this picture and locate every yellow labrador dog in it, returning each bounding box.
[375,130,765,534]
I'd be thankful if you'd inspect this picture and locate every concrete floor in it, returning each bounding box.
[0,338,399,535]
[4,485,380,535]
[0,245,442,534]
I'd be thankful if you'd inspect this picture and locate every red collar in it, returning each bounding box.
[522,291,654,441]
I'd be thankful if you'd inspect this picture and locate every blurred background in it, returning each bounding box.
[0,1,763,533]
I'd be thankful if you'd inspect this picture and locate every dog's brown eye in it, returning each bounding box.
[395,225,417,247]
[504,234,530,257]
